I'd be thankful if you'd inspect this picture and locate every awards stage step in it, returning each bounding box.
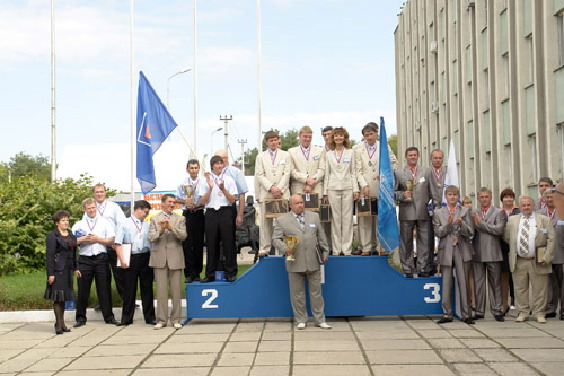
[184,256,444,322]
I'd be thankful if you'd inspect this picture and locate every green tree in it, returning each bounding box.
[243,128,300,175]
[0,174,103,275]
[388,134,398,157]
[0,152,51,183]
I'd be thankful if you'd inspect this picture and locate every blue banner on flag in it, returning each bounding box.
[377,117,400,253]
[136,71,178,194]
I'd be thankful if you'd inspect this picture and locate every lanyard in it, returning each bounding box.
[481,207,490,220]
[97,201,106,217]
[300,146,310,160]
[408,166,417,180]
[269,149,277,165]
[335,149,344,164]
[365,142,376,159]
[433,168,442,184]
[87,218,98,232]
[131,217,142,233]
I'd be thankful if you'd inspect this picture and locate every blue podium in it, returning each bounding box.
[184,256,444,322]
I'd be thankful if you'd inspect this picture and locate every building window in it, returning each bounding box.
[466,44,473,84]
[526,35,534,84]
[483,110,491,153]
[558,12,564,67]
[452,59,458,95]
[522,0,532,36]
[502,100,511,145]
[558,124,564,176]
[528,134,538,184]
[467,120,475,158]
[502,55,510,98]
[525,85,536,135]
[500,9,509,54]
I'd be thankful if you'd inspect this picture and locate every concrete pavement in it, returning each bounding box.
[2,313,564,375]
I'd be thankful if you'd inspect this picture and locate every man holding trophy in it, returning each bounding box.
[394,147,438,277]
[176,159,205,283]
[272,194,331,330]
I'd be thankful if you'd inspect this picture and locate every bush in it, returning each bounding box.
[0,174,105,275]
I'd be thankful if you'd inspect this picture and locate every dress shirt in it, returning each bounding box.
[72,216,115,256]
[115,216,151,254]
[95,200,126,229]
[223,165,247,194]
[365,142,378,159]
[518,213,537,258]
[176,176,203,209]
[291,211,305,229]
[198,172,238,210]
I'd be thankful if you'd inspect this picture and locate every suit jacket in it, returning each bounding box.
[354,143,398,197]
[272,211,329,273]
[394,165,438,221]
[433,206,474,266]
[323,148,358,194]
[288,145,325,195]
[255,148,292,202]
[534,198,546,211]
[538,209,564,264]
[148,212,187,270]
[502,213,554,274]
[472,207,506,262]
[46,228,77,276]
[429,166,447,206]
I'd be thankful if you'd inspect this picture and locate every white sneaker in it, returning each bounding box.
[173,323,183,329]
[316,322,332,330]
[153,323,165,330]
[297,323,307,330]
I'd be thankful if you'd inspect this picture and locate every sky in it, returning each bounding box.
[1,0,405,191]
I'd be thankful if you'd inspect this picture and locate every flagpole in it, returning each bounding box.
[256,0,263,152]
[130,0,135,209]
[50,0,56,182]
[193,0,198,159]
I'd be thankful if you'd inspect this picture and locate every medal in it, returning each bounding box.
[336,165,343,172]
[368,161,373,167]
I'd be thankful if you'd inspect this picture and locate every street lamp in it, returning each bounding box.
[210,127,222,155]
[166,67,191,109]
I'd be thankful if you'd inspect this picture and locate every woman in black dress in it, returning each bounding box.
[44,210,78,334]
[499,188,520,314]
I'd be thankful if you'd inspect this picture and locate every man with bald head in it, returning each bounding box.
[272,194,331,330]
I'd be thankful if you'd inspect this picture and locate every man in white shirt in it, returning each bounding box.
[93,183,126,299]
[255,130,292,256]
[176,159,205,283]
[72,198,117,327]
[199,156,239,282]
[115,200,155,326]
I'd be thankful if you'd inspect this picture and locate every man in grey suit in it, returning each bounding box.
[538,188,560,318]
[544,188,564,319]
[503,196,554,323]
[471,187,506,322]
[272,194,331,330]
[433,185,475,324]
[395,147,440,277]
[148,194,187,329]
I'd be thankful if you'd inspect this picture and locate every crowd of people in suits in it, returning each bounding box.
[43,122,564,332]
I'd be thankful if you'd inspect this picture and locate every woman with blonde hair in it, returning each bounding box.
[323,127,359,255]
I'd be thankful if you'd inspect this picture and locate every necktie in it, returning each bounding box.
[164,212,171,220]
[518,217,530,257]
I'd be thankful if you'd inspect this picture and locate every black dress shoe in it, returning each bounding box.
[73,321,86,328]
[545,312,557,318]
[116,321,132,326]
[405,273,414,278]
[419,272,431,277]
[494,315,505,322]
[464,317,475,325]
[62,327,71,333]
[351,250,362,255]
[438,316,453,324]
[201,277,215,283]
[560,315,564,321]
[105,318,118,325]
[193,276,201,282]
[227,276,237,282]
[146,320,157,325]
[185,277,194,283]
[473,314,484,320]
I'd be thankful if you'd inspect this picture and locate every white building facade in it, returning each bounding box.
[395,0,564,201]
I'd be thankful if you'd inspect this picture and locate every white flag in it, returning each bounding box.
[442,139,459,206]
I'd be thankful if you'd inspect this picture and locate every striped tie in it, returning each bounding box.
[518,217,530,257]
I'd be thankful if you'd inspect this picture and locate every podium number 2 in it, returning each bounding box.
[202,289,219,309]
[423,283,440,303]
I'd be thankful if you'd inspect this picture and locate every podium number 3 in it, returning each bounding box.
[423,283,440,303]
[202,289,219,309]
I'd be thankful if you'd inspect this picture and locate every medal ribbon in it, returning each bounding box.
[87,218,98,232]
[300,146,310,161]
[365,142,376,160]
[335,149,344,164]
[408,166,417,180]
[97,201,107,217]
[481,207,489,220]
[433,168,442,185]
[269,149,277,165]
[131,217,143,234]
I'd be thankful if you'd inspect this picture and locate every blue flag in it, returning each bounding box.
[377,117,400,253]
[136,71,178,194]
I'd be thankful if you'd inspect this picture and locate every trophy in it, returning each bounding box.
[405,178,416,202]
[284,236,298,262]
[182,184,195,209]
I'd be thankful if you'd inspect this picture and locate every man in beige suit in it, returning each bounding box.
[148,194,187,329]
[471,187,506,322]
[354,122,398,255]
[255,130,292,256]
[503,196,554,323]
[272,194,331,330]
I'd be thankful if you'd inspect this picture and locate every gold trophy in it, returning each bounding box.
[284,236,298,262]
[405,178,414,202]
[182,184,195,208]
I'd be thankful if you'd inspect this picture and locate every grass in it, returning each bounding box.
[0,264,252,311]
